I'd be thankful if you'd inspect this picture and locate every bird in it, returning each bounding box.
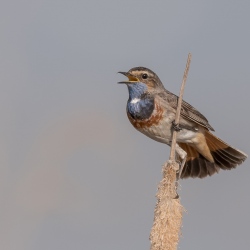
[118,67,247,179]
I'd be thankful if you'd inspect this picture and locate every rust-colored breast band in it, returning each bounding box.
[127,102,164,129]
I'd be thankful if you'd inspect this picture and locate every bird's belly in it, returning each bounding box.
[138,120,172,144]
[133,111,175,145]
[132,113,198,145]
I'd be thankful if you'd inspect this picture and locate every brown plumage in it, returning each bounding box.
[158,89,215,131]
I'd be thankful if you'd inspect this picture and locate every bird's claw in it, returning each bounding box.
[172,121,182,131]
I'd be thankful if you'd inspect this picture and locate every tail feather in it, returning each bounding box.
[179,131,247,179]
[206,131,247,166]
[179,142,219,178]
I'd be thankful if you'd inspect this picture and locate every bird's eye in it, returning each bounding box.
[142,73,148,79]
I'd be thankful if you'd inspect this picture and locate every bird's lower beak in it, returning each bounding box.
[118,71,139,84]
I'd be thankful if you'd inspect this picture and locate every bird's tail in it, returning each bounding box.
[179,131,247,179]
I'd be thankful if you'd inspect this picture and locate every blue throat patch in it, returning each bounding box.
[126,82,154,120]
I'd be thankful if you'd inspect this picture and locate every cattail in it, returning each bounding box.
[150,162,183,250]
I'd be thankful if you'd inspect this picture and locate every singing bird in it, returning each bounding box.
[118,67,247,178]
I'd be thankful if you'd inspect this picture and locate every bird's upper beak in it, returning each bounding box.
[118,72,139,84]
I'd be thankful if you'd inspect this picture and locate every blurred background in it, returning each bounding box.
[1,1,250,249]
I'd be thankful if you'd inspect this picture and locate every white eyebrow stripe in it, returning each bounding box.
[130,98,140,104]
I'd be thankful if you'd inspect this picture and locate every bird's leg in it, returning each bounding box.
[172,121,182,131]
[175,143,187,179]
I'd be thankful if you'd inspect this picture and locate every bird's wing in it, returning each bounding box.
[158,90,214,131]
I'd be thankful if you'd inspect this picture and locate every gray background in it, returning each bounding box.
[1,1,249,249]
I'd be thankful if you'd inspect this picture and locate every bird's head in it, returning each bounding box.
[118,67,164,94]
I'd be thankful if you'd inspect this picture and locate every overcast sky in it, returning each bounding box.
[1,1,250,249]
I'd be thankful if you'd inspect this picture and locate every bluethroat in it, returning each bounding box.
[118,67,247,178]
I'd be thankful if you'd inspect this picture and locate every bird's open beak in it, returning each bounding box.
[118,72,139,84]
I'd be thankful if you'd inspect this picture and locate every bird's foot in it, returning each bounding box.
[176,159,186,180]
[172,121,182,131]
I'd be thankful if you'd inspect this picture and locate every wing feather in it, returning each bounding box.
[158,90,214,131]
